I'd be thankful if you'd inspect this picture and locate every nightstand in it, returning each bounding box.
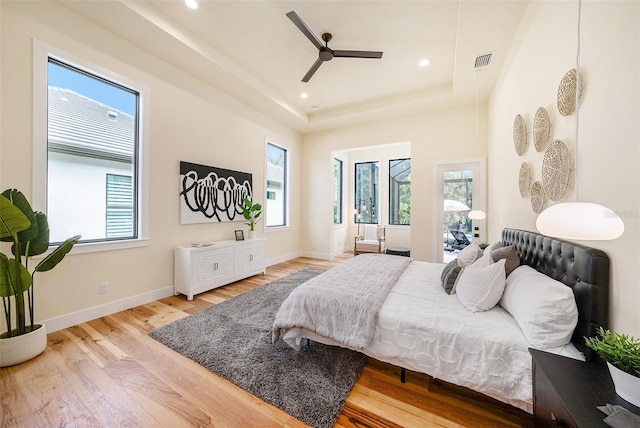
[530,348,640,427]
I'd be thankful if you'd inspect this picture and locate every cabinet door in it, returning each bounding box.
[194,248,234,289]
[236,243,264,276]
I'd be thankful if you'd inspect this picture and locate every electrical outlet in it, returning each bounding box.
[99,282,109,294]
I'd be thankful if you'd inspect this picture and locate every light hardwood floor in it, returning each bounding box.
[1,254,532,427]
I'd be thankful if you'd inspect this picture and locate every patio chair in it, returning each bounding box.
[448,229,471,251]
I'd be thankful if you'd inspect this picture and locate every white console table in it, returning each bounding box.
[174,238,266,300]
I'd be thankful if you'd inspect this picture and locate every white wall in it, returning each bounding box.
[0,1,302,331]
[488,1,640,336]
[303,103,488,262]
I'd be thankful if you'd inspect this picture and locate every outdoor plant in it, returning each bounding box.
[241,198,262,231]
[0,188,80,338]
[585,327,640,377]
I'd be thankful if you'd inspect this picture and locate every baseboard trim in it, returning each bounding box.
[43,252,336,334]
[266,252,300,266]
[42,286,175,333]
[299,251,332,261]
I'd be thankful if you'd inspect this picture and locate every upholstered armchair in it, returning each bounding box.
[354,224,386,255]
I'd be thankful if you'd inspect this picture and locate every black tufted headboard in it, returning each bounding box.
[501,228,610,362]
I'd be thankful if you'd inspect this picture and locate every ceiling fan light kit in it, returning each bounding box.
[286,11,383,82]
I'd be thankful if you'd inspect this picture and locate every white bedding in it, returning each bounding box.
[281,260,584,413]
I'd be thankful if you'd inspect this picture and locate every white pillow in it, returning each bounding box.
[499,265,578,348]
[457,242,483,267]
[456,258,506,312]
[472,249,494,268]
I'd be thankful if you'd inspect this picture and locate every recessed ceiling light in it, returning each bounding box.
[419,59,430,67]
[185,0,198,10]
[300,92,308,99]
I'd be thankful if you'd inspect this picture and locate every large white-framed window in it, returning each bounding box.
[265,141,288,228]
[33,40,149,254]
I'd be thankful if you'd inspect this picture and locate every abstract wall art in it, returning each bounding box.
[179,161,253,224]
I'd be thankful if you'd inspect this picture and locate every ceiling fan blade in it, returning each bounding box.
[286,11,323,50]
[302,58,324,82]
[333,50,384,59]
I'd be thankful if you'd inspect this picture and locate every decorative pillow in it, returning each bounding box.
[499,265,578,348]
[457,242,483,267]
[483,241,504,255]
[456,258,506,312]
[473,249,494,268]
[490,245,520,276]
[441,259,464,294]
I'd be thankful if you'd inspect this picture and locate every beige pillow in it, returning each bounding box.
[490,245,519,276]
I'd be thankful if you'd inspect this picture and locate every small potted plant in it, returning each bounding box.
[585,327,640,407]
[241,198,262,239]
[0,188,80,366]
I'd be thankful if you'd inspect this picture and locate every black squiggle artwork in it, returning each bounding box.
[179,161,253,224]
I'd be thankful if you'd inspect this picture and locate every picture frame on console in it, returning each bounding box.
[235,230,244,241]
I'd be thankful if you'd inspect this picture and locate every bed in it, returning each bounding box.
[272,228,610,412]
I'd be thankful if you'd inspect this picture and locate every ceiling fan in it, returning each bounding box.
[286,11,384,82]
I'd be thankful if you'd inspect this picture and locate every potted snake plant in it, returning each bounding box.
[585,327,640,407]
[0,188,80,366]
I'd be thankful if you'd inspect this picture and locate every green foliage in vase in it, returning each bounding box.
[0,189,80,338]
[585,327,640,377]
[241,198,262,231]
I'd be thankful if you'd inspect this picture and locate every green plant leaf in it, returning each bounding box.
[0,194,31,241]
[34,235,81,273]
[0,253,32,297]
[585,327,640,377]
[1,189,38,243]
[24,212,50,256]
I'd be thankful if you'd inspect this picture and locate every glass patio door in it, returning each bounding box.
[433,158,486,262]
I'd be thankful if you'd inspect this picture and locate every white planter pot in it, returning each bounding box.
[249,231,256,240]
[0,324,47,367]
[607,362,640,407]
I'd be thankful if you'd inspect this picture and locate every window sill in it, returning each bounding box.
[42,238,150,257]
[264,225,290,233]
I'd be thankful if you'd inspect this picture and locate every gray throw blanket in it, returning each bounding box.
[272,254,411,350]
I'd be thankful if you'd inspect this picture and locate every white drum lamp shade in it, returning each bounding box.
[535,0,624,241]
[536,202,624,240]
[468,210,486,220]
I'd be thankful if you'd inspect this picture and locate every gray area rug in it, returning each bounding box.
[149,269,367,428]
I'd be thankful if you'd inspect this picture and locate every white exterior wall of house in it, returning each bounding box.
[47,152,132,242]
[266,163,284,227]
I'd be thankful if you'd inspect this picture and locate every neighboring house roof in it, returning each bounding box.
[48,87,134,162]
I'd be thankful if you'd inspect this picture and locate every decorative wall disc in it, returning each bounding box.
[542,140,572,201]
[557,69,584,116]
[518,162,531,198]
[513,114,527,156]
[530,181,545,214]
[533,107,551,152]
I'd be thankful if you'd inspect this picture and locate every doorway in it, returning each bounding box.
[433,158,486,263]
